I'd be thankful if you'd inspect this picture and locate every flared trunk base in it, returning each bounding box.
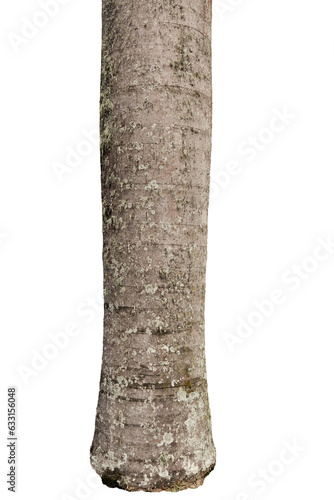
[97,462,215,492]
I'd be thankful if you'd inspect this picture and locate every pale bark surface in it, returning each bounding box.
[91,0,216,491]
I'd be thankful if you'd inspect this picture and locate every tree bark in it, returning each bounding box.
[90,0,216,492]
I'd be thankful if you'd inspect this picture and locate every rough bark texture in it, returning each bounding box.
[90,0,216,492]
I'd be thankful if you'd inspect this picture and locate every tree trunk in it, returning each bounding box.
[90,0,216,492]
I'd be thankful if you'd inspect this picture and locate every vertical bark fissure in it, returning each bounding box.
[91,0,215,492]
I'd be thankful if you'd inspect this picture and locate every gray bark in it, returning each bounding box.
[90,0,216,491]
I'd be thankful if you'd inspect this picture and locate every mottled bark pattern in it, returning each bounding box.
[91,0,215,492]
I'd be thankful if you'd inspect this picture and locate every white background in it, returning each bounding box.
[1,0,334,499]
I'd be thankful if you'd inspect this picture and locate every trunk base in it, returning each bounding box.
[99,462,215,492]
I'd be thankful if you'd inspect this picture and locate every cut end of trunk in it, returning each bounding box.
[96,461,216,492]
